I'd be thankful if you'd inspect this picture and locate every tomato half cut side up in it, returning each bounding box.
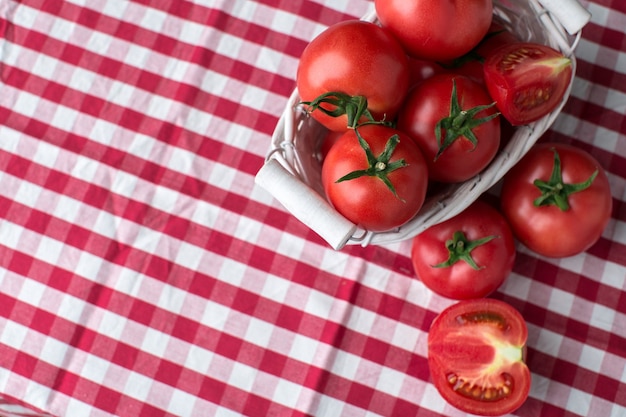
[483,42,572,125]
[428,299,531,416]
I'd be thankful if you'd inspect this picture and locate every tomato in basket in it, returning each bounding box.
[500,143,612,258]
[396,74,501,183]
[407,57,446,88]
[296,20,409,132]
[411,200,516,300]
[374,0,493,61]
[483,42,573,125]
[321,124,428,232]
[428,298,531,416]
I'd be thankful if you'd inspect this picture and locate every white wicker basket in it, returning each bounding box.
[256,0,591,250]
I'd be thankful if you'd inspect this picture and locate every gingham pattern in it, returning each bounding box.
[0,0,623,416]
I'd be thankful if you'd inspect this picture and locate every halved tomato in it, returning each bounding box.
[483,42,572,125]
[428,299,531,416]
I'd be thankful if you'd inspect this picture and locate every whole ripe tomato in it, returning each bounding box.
[483,42,573,125]
[500,143,612,258]
[374,0,493,61]
[296,20,409,132]
[322,124,428,232]
[428,298,531,416]
[411,200,516,300]
[397,74,501,183]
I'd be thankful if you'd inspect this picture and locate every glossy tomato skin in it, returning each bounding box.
[411,200,516,299]
[397,74,500,183]
[374,0,493,61]
[296,20,409,132]
[322,125,428,232]
[428,299,531,416]
[407,58,446,88]
[319,129,344,160]
[483,42,573,125]
[501,143,612,258]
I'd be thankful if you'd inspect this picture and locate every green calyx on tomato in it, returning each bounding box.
[533,147,599,211]
[434,79,499,160]
[433,230,498,270]
[301,92,378,129]
[335,128,408,200]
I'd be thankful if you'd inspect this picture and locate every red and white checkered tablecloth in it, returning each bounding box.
[0,0,624,416]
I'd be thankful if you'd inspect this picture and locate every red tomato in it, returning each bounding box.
[397,74,500,183]
[501,143,612,258]
[483,42,573,125]
[319,129,343,160]
[411,200,516,300]
[374,0,493,61]
[407,58,445,88]
[296,20,409,131]
[322,124,428,232]
[428,298,531,416]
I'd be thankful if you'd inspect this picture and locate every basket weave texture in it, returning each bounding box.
[257,0,587,250]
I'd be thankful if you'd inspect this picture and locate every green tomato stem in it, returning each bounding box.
[300,92,378,129]
[433,230,498,270]
[532,147,598,211]
[434,79,500,161]
[336,128,408,201]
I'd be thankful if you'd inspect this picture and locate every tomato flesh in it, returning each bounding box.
[483,43,572,125]
[428,299,530,416]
